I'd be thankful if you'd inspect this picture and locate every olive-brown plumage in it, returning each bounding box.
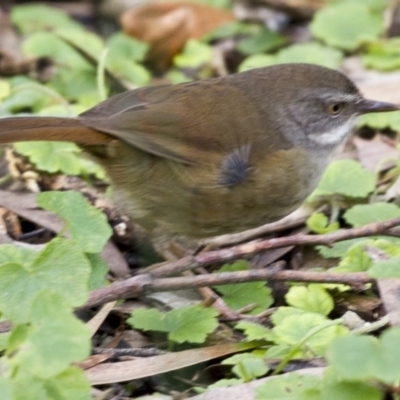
[0,64,397,237]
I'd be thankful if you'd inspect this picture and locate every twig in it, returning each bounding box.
[151,217,400,278]
[84,263,371,309]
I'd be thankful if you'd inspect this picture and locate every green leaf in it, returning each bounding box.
[369,255,400,279]
[310,160,376,198]
[106,33,148,62]
[0,333,10,352]
[307,212,339,234]
[0,377,12,400]
[236,28,286,55]
[256,373,321,400]
[285,284,334,316]
[11,290,90,379]
[22,31,100,100]
[15,142,80,174]
[207,378,244,390]
[166,305,219,343]
[322,381,382,400]
[37,191,112,254]
[128,304,219,344]
[344,203,400,228]
[0,239,90,323]
[214,261,273,315]
[310,3,384,51]
[203,21,256,41]
[317,238,365,259]
[223,353,269,381]
[11,5,82,34]
[22,31,100,71]
[0,244,37,267]
[362,38,400,71]
[327,327,400,384]
[86,254,108,290]
[235,321,275,341]
[105,33,150,86]
[239,42,343,72]
[0,80,11,100]
[174,39,213,68]
[331,243,372,273]
[127,308,167,332]
[271,306,311,326]
[12,367,91,400]
[0,81,55,114]
[273,313,346,355]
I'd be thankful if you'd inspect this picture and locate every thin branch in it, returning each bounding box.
[84,263,371,309]
[150,217,400,278]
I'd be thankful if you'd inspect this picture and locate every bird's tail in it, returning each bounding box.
[0,117,112,145]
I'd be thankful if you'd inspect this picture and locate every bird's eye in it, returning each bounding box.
[327,103,344,116]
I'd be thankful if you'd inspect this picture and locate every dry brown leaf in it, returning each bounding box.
[86,342,258,384]
[121,2,234,70]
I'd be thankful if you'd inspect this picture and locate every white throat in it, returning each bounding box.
[309,118,356,147]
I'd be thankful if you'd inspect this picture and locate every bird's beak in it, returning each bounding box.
[357,99,399,114]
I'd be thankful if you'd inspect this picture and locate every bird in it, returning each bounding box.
[0,63,397,238]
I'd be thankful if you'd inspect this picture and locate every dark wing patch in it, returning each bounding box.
[219,144,252,187]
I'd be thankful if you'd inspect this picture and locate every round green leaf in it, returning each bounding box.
[311,3,384,51]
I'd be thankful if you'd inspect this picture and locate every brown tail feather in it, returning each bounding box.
[0,117,112,145]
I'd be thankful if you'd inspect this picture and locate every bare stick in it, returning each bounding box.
[151,217,400,278]
[85,263,371,309]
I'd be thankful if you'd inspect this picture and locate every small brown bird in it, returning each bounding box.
[0,64,397,237]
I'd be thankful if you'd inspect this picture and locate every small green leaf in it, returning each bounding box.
[311,3,384,51]
[285,285,334,316]
[207,378,243,390]
[327,327,400,384]
[235,321,275,341]
[223,353,269,381]
[256,373,321,400]
[273,313,346,355]
[11,5,82,34]
[12,367,91,400]
[310,160,376,198]
[214,261,273,315]
[239,42,343,72]
[127,308,167,332]
[321,381,382,400]
[15,142,81,174]
[0,239,90,323]
[0,80,11,100]
[174,40,213,68]
[11,290,90,379]
[317,238,365,259]
[106,33,150,86]
[0,245,37,267]
[307,212,339,234]
[86,254,108,290]
[166,70,193,84]
[236,28,286,55]
[129,304,219,344]
[362,38,400,71]
[0,377,12,400]
[37,191,112,254]
[331,244,372,273]
[106,33,148,62]
[271,306,310,326]
[344,203,400,227]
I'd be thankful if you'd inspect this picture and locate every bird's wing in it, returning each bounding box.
[80,79,266,165]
